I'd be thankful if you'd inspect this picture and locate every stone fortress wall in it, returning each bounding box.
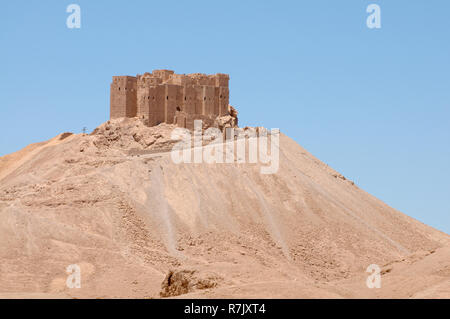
[110,70,235,130]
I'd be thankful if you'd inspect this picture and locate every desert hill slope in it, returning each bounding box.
[0,118,448,298]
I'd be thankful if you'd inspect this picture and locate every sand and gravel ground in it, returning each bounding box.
[0,118,448,298]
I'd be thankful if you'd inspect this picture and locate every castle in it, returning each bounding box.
[110,70,237,130]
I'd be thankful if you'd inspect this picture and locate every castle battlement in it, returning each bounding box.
[110,70,234,130]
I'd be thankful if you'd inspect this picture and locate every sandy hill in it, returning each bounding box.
[0,118,448,298]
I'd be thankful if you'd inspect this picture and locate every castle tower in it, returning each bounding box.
[215,74,229,116]
[215,73,229,87]
[136,73,163,126]
[110,76,137,119]
[152,69,174,81]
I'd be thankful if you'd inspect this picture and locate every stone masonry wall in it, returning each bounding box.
[110,70,231,130]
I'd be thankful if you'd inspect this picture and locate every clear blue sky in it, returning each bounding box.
[1,1,449,234]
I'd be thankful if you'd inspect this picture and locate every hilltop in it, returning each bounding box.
[0,118,449,298]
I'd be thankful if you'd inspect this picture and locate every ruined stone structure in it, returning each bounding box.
[110,70,237,130]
